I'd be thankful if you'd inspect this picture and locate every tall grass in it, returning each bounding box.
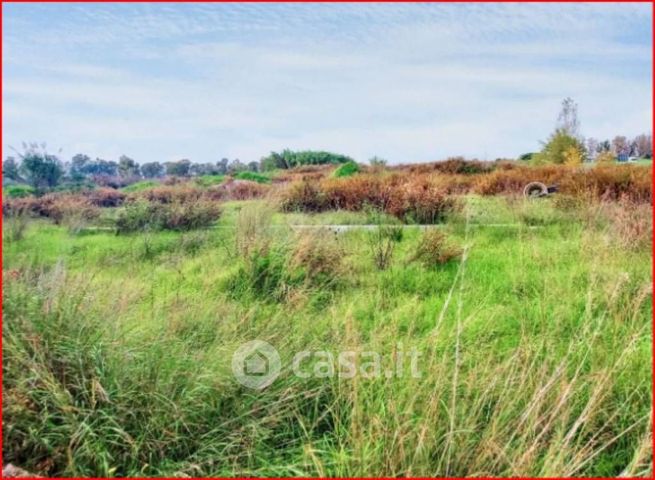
[2,196,651,477]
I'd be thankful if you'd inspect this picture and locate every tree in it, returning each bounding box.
[597,140,611,153]
[228,159,247,174]
[260,150,353,171]
[534,130,586,165]
[369,156,388,167]
[3,156,21,181]
[215,158,229,175]
[563,145,584,166]
[165,159,191,176]
[518,153,534,162]
[632,133,652,158]
[611,136,630,157]
[141,161,165,178]
[118,155,141,178]
[596,151,615,164]
[557,97,581,139]
[70,154,91,180]
[19,148,63,189]
[585,138,598,161]
[247,161,260,172]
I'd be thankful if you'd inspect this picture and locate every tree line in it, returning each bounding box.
[2,144,353,191]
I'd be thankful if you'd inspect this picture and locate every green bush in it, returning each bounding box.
[233,171,270,184]
[115,200,221,234]
[194,175,225,187]
[332,161,360,178]
[121,180,160,193]
[4,184,35,198]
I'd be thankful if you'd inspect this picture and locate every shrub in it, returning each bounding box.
[333,161,360,178]
[115,200,221,234]
[4,184,35,198]
[220,180,271,200]
[233,171,270,184]
[367,217,404,271]
[121,180,160,193]
[136,186,205,204]
[194,175,225,187]
[288,230,345,288]
[408,230,462,268]
[84,188,126,207]
[235,203,274,257]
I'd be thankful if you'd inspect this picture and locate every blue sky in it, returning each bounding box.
[2,2,652,165]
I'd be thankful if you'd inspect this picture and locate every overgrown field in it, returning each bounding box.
[2,162,653,477]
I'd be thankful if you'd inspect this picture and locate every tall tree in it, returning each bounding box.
[165,159,191,176]
[118,155,141,178]
[19,148,63,189]
[557,97,581,139]
[3,156,21,181]
[633,133,652,158]
[141,161,165,178]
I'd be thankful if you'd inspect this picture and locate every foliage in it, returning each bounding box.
[260,149,353,171]
[115,200,221,233]
[121,180,160,193]
[3,156,21,181]
[19,149,64,190]
[533,129,586,165]
[332,161,360,178]
[233,171,271,184]
[117,155,140,179]
[165,159,191,177]
[4,184,35,198]
[141,162,165,178]
[408,229,462,268]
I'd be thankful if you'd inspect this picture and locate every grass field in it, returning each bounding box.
[2,192,652,477]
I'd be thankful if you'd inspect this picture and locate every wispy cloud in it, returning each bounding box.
[2,3,652,164]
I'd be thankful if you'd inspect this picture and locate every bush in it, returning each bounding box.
[333,161,360,178]
[194,175,225,187]
[84,188,126,207]
[4,184,35,198]
[280,174,458,224]
[288,230,345,288]
[408,230,462,268]
[115,200,221,234]
[233,171,270,184]
[121,180,160,193]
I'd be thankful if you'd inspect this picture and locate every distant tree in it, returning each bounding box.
[633,133,652,158]
[228,159,247,174]
[596,151,615,164]
[611,136,630,157]
[557,97,581,139]
[369,156,388,167]
[141,161,165,178]
[534,130,586,165]
[247,161,259,172]
[3,156,21,181]
[19,147,64,189]
[585,138,598,161]
[260,149,353,171]
[214,158,229,175]
[518,153,534,162]
[165,159,191,176]
[597,139,611,153]
[70,154,91,180]
[118,155,141,178]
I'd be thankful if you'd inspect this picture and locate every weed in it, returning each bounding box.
[407,229,462,268]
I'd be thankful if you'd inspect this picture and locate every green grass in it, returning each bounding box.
[194,175,226,187]
[3,184,35,198]
[121,180,161,192]
[233,171,271,184]
[332,161,360,178]
[2,197,652,477]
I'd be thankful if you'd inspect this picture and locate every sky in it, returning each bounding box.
[2,2,653,165]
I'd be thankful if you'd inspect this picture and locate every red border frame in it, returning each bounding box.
[0,1,652,479]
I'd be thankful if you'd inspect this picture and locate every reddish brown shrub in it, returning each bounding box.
[84,188,126,207]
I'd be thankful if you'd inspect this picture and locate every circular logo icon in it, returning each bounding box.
[231,340,281,390]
